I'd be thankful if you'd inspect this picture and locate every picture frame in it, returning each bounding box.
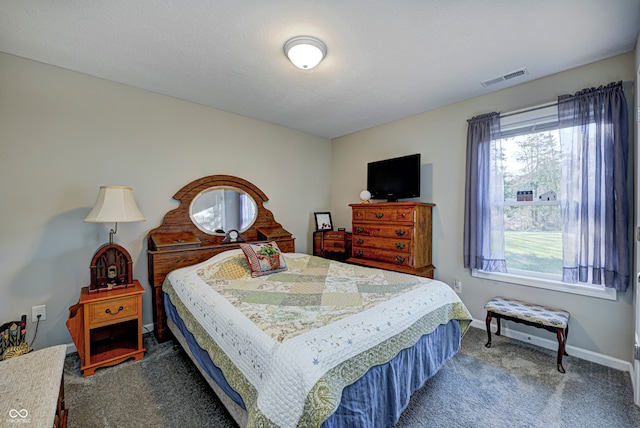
[314,212,333,231]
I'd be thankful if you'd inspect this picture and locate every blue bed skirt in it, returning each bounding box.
[165,293,461,427]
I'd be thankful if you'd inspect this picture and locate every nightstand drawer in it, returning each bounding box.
[324,240,345,250]
[323,231,345,241]
[88,295,138,326]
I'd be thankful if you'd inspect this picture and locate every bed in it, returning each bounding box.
[147,175,472,428]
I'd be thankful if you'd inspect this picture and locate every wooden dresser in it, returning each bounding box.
[347,202,435,278]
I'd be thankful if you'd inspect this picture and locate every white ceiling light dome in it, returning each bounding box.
[284,36,327,70]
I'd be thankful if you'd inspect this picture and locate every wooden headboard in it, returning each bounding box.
[147,175,295,341]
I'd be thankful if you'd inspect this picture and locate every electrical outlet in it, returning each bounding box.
[32,305,46,322]
[453,279,462,293]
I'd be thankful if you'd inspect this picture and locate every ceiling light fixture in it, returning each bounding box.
[284,36,326,70]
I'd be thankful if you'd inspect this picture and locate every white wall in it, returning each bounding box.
[0,52,332,350]
[331,52,636,362]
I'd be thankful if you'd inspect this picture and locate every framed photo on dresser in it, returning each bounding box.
[314,212,333,231]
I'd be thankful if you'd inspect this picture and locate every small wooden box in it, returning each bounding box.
[257,227,292,241]
[150,232,201,251]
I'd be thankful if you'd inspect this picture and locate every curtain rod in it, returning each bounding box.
[501,80,628,119]
[500,101,558,119]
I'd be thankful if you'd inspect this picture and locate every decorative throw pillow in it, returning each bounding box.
[240,241,288,277]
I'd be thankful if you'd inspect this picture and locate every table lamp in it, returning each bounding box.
[84,186,145,292]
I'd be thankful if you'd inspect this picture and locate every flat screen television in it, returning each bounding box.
[367,154,421,202]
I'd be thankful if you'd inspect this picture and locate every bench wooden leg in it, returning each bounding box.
[556,327,567,373]
[485,311,493,348]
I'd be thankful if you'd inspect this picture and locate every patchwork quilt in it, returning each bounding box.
[164,250,471,428]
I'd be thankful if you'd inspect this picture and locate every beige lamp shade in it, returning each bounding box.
[84,186,146,223]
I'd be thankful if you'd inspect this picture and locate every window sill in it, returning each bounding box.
[472,269,617,300]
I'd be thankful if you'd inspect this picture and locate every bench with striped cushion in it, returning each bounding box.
[484,296,570,373]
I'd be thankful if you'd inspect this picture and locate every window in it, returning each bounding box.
[501,105,563,279]
[465,82,630,298]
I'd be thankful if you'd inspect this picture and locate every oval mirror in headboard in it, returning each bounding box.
[189,186,258,235]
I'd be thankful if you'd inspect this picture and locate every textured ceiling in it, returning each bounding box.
[1,1,638,139]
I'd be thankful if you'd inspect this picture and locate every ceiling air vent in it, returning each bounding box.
[481,67,529,87]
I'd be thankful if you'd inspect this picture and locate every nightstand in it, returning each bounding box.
[66,280,146,377]
[313,230,352,262]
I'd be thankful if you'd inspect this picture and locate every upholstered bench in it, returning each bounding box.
[484,296,570,373]
[0,345,68,426]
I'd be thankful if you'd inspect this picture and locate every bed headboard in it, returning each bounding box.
[147,174,295,341]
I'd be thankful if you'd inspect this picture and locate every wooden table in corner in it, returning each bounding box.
[313,229,352,262]
[66,280,146,377]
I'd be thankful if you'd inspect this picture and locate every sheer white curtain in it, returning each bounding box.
[558,81,630,291]
[463,112,507,272]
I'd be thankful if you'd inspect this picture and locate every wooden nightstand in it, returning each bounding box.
[66,280,146,377]
[313,230,352,262]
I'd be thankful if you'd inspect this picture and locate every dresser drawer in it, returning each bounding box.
[88,295,138,326]
[351,248,413,267]
[352,207,415,223]
[352,224,413,239]
[352,236,411,253]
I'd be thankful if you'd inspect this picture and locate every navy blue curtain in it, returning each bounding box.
[558,81,630,291]
[463,112,507,272]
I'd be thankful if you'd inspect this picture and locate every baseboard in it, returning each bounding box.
[470,318,633,373]
[64,322,156,355]
[632,361,639,406]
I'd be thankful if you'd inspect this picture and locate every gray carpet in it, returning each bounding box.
[64,327,640,427]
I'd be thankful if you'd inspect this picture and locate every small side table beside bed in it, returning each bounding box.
[66,280,146,377]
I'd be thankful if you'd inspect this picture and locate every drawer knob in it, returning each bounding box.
[355,227,364,233]
[395,243,406,250]
[395,230,406,236]
[375,212,384,219]
[354,250,364,257]
[105,306,124,315]
[355,238,364,245]
[395,256,406,264]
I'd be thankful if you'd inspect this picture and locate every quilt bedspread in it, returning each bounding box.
[163,250,471,428]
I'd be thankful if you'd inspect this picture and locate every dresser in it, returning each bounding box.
[347,202,435,278]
